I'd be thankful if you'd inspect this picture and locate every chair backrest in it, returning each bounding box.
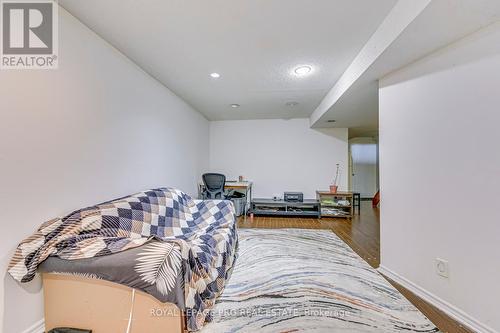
[202,173,226,199]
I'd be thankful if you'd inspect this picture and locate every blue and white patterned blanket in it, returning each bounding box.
[8,188,238,331]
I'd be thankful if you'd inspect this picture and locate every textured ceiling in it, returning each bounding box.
[60,0,397,120]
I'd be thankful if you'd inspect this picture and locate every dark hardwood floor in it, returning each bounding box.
[238,201,473,333]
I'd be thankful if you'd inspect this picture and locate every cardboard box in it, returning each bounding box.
[43,274,184,333]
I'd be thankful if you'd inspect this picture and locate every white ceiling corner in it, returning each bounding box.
[312,0,500,132]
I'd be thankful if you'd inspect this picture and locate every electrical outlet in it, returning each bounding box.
[435,258,449,278]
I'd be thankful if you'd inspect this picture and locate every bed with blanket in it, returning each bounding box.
[8,188,238,332]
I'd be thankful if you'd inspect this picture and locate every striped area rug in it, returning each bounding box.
[202,228,439,333]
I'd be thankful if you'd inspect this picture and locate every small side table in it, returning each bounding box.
[316,191,353,218]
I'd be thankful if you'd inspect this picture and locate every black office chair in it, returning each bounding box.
[202,173,228,199]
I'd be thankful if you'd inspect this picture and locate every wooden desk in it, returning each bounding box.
[198,181,253,216]
[223,181,253,190]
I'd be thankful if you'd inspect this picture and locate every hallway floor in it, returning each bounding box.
[238,202,472,333]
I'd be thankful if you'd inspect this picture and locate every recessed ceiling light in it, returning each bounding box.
[327,119,336,123]
[210,72,221,78]
[286,101,299,107]
[294,65,312,76]
[230,104,240,108]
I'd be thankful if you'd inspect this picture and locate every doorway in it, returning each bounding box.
[349,137,378,199]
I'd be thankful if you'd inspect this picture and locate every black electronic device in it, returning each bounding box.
[284,192,303,202]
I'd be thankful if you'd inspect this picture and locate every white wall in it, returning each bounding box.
[209,119,348,199]
[0,8,208,333]
[379,23,500,333]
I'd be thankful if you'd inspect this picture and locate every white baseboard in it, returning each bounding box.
[20,319,45,333]
[378,265,497,333]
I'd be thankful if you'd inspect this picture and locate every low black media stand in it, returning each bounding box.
[251,198,320,217]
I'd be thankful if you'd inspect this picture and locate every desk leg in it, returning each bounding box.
[198,184,204,200]
[244,187,248,222]
[246,185,253,222]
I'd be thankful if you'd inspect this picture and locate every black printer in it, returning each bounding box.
[284,192,303,202]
